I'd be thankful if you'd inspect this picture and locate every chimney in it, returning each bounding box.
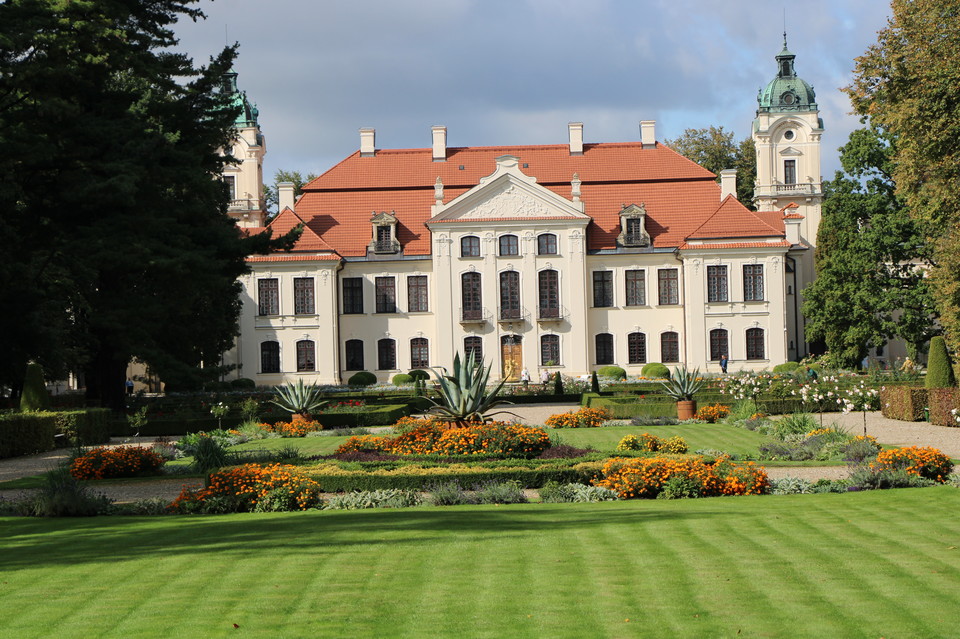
[785,216,801,245]
[432,125,447,161]
[278,181,296,211]
[359,127,376,157]
[720,169,737,200]
[568,122,583,155]
[640,120,656,149]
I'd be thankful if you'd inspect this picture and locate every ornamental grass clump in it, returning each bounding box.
[168,463,323,513]
[70,446,166,480]
[427,351,511,425]
[269,379,327,418]
[594,455,769,499]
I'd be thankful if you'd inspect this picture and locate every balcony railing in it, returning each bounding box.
[621,233,650,247]
[497,306,528,322]
[537,305,565,321]
[755,183,820,198]
[373,239,401,254]
[460,307,487,323]
[228,198,263,211]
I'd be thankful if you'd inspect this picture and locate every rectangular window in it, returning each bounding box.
[658,269,679,305]
[743,264,764,301]
[407,275,428,313]
[297,340,315,372]
[345,340,364,371]
[746,328,766,360]
[260,341,280,373]
[592,271,613,307]
[410,338,429,369]
[541,335,560,366]
[628,333,647,365]
[625,270,646,306]
[257,278,279,316]
[342,277,364,314]
[784,159,797,185]
[294,277,315,315]
[223,175,237,201]
[499,235,519,256]
[464,336,483,361]
[660,332,679,363]
[461,236,480,257]
[375,276,396,313]
[378,338,396,370]
[595,333,614,365]
[709,329,728,361]
[707,266,728,303]
[462,272,482,320]
[538,270,559,318]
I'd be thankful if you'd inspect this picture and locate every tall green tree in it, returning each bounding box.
[264,169,318,216]
[665,126,757,208]
[846,0,960,357]
[802,124,936,368]
[0,0,295,407]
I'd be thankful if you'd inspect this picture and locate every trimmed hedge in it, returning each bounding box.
[0,412,57,458]
[926,337,956,389]
[597,366,627,380]
[641,362,670,379]
[314,404,409,428]
[347,371,377,386]
[928,388,958,427]
[302,462,603,492]
[54,409,112,446]
[880,386,928,422]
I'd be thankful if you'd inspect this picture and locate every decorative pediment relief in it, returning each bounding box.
[370,211,398,225]
[428,155,589,224]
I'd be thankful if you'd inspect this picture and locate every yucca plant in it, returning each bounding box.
[270,379,327,419]
[427,351,511,425]
[659,367,705,401]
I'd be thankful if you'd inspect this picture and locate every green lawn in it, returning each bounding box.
[2,488,959,638]
[557,423,768,455]
[230,434,350,456]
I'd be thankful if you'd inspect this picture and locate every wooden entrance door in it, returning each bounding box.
[501,334,522,380]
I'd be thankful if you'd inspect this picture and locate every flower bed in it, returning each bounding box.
[544,407,611,428]
[615,433,688,454]
[70,446,166,480]
[593,456,769,499]
[336,418,551,458]
[873,446,953,483]
[168,463,323,513]
[695,403,730,423]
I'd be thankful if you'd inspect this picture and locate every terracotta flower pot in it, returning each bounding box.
[676,400,697,421]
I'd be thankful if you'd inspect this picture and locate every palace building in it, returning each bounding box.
[222,37,823,385]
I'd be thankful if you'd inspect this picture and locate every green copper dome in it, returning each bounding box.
[757,35,817,113]
[222,69,260,128]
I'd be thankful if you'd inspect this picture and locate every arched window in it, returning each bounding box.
[461,272,482,321]
[499,270,521,320]
[464,336,483,361]
[498,234,519,256]
[541,334,560,366]
[345,339,364,371]
[709,329,728,361]
[461,236,480,257]
[627,332,646,365]
[595,333,614,365]
[661,332,679,363]
[377,338,396,370]
[746,328,765,360]
[537,233,557,255]
[538,269,559,319]
[410,337,429,369]
[260,341,280,373]
[296,340,315,372]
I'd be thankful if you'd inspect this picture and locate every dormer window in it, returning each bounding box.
[617,203,651,248]
[369,211,400,254]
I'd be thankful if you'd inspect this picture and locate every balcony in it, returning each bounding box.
[536,305,566,322]
[621,232,650,247]
[460,307,488,324]
[228,198,263,211]
[497,306,528,323]
[373,239,400,254]
[755,182,820,198]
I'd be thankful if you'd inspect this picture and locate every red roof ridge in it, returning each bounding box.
[686,195,783,240]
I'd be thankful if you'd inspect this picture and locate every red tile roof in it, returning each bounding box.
[678,240,792,250]
[268,207,339,254]
[247,254,341,262]
[686,195,783,241]
[286,140,770,256]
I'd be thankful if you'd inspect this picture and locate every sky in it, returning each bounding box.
[174,0,893,183]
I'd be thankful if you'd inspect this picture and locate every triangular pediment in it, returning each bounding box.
[779,146,803,156]
[428,155,589,224]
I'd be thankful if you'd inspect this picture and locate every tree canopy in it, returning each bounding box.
[846,0,960,358]
[263,169,319,217]
[664,126,757,208]
[802,124,936,368]
[0,0,295,407]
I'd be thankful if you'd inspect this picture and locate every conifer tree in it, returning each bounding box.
[925,337,956,389]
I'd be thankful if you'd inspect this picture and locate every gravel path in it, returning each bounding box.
[2,408,957,503]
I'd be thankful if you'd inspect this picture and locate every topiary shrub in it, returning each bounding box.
[773,361,800,374]
[641,362,670,379]
[597,365,627,380]
[392,373,414,385]
[348,371,377,386]
[926,337,956,389]
[19,362,50,411]
[553,372,564,395]
[409,369,430,381]
[230,377,256,390]
[590,371,600,393]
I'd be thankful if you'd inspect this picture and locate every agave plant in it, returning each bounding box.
[659,367,705,401]
[270,379,327,418]
[427,351,512,425]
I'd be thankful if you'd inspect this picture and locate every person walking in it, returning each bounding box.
[719,354,728,374]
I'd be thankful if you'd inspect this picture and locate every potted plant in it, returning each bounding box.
[270,379,327,422]
[659,367,705,420]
